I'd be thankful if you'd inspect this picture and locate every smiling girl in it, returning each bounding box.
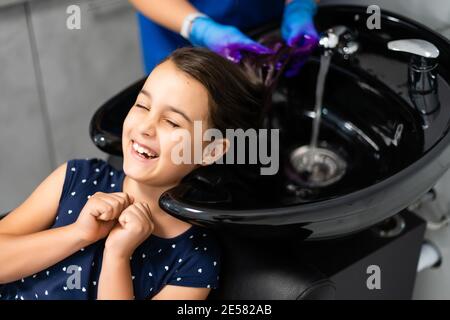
[0,47,263,300]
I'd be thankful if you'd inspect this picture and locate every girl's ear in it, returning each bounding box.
[202,138,230,165]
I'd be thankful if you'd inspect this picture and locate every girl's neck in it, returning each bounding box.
[122,175,168,210]
[121,175,192,238]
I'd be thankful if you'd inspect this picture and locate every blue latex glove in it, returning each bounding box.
[189,16,273,63]
[281,0,319,77]
[282,0,319,48]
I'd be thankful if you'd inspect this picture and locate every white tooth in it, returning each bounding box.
[133,141,155,157]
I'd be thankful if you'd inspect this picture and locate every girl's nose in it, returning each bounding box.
[141,125,156,137]
[139,117,157,137]
[143,127,156,137]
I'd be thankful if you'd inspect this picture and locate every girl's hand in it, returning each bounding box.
[104,202,154,259]
[73,192,134,244]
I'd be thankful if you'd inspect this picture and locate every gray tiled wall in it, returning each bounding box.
[29,0,143,165]
[1,0,143,212]
[0,4,53,213]
[412,171,450,299]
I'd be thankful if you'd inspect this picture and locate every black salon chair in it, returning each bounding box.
[90,76,336,300]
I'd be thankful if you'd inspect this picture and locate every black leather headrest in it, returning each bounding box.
[208,232,336,300]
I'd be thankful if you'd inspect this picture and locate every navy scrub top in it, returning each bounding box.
[138,0,285,73]
[0,158,221,300]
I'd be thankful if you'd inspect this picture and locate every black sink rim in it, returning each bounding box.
[159,5,450,227]
[160,131,450,221]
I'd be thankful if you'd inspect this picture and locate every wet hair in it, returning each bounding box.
[158,47,265,132]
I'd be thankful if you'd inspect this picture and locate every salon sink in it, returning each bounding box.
[90,5,450,240]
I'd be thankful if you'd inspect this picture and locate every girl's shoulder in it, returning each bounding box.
[61,158,124,199]
[162,225,222,289]
[176,225,222,265]
[66,158,113,175]
[147,224,222,266]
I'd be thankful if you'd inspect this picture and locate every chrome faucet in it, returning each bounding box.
[388,39,440,127]
[319,26,359,58]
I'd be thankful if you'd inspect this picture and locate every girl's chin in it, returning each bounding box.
[123,166,179,188]
[124,161,153,176]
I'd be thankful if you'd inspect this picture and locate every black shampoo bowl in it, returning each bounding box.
[91,6,450,241]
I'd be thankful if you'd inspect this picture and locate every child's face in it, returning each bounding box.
[122,60,211,188]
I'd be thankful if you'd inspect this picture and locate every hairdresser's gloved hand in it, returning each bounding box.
[189,16,273,63]
[282,0,319,49]
[282,0,320,77]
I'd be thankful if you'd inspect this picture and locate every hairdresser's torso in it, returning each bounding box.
[138,0,285,73]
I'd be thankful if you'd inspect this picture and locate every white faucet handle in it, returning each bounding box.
[387,39,439,58]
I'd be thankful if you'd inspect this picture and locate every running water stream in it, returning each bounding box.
[310,53,331,152]
[242,38,346,187]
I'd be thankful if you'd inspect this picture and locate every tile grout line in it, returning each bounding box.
[24,1,57,169]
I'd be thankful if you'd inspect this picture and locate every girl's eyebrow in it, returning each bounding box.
[166,106,193,123]
[139,89,193,123]
[140,89,151,99]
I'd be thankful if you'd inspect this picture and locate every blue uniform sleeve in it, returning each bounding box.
[167,235,222,289]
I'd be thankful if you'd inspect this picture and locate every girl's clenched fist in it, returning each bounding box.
[104,202,154,259]
[73,192,134,243]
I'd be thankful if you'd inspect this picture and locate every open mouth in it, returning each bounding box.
[131,140,159,160]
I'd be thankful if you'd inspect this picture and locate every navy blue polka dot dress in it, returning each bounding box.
[0,158,221,300]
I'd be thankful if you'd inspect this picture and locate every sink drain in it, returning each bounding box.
[289,145,347,187]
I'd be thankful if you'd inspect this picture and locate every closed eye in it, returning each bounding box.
[165,119,180,128]
[135,103,149,111]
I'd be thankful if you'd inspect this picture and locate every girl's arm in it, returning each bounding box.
[0,163,89,283]
[0,225,89,284]
[97,202,153,300]
[97,249,134,300]
[97,203,213,300]
[97,250,211,300]
[0,161,133,284]
[152,285,210,300]
[128,0,199,33]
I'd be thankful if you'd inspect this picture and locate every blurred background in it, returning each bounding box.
[0,0,449,299]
